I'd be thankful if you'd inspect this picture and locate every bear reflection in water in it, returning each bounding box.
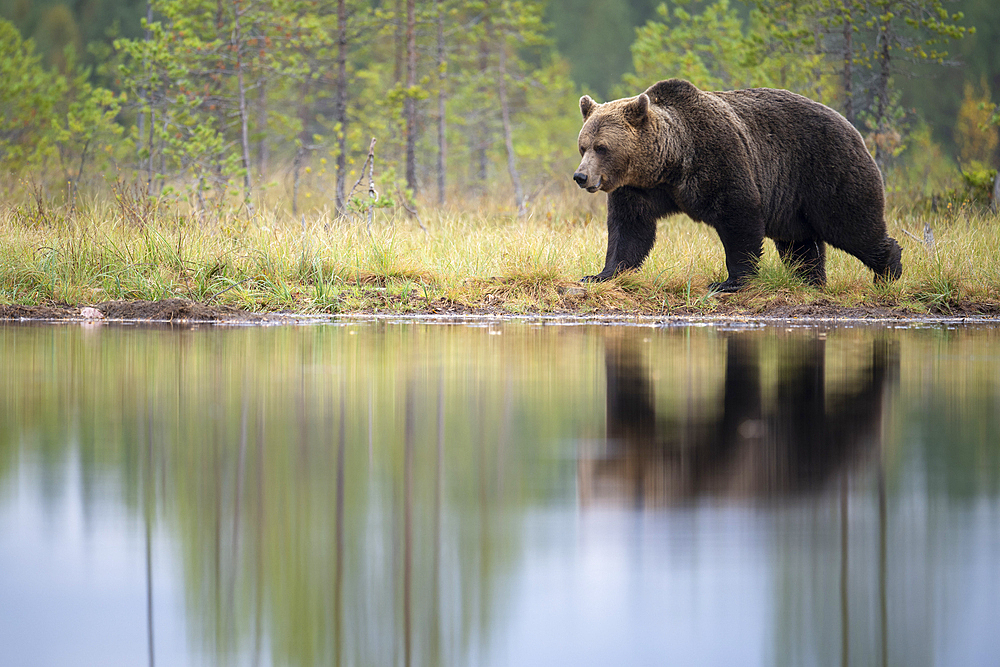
[578,335,899,507]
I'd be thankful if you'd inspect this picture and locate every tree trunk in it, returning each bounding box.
[841,0,854,126]
[147,103,156,192]
[873,17,892,171]
[157,112,166,196]
[498,40,525,217]
[256,78,268,181]
[474,13,491,192]
[394,0,404,84]
[139,0,152,185]
[404,0,418,194]
[436,0,446,207]
[292,151,302,217]
[292,80,311,217]
[334,0,348,213]
[992,169,1000,214]
[233,0,254,211]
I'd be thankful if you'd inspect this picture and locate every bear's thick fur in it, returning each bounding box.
[573,79,903,291]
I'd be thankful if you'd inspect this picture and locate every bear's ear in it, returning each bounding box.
[624,93,650,126]
[580,95,597,121]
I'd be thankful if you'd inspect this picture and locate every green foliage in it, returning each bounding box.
[623,0,835,102]
[104,0,578,211]
[856,0,973,167]
[51,46,125,201]
[546,0,650,100]
[0,18,121,196]
[1,0,994,210]
[114,0,295,205]
[0,19,60,172]
[959,165,997,205]
[882,120,958,205]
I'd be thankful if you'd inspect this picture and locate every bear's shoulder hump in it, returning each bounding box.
[644,79,701,107]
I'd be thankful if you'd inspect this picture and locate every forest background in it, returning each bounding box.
[1,0,998,219]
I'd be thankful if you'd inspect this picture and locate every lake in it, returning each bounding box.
[1,319,998,667]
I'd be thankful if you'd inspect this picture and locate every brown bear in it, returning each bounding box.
[573,79,903,291]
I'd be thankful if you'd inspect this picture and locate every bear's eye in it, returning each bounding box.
[593,144,608,156]
[579,145,585,157]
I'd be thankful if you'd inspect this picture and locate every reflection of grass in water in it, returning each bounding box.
[2,194,999,313]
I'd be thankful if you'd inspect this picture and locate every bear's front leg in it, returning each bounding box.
[582,187,658,282]
[709,223,764,292]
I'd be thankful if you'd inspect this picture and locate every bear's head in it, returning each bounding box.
[574,92,655,193]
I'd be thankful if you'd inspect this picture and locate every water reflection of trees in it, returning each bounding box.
[3,324,1000,667]
[158,331,546,667]
[580,333,899,506]
[0,324,592,666]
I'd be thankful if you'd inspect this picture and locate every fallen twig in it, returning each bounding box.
[207,278,252,302]
[396,185,426,232]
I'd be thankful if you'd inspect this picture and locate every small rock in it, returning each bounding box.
[80,307,105,320]
[559,286,586,297]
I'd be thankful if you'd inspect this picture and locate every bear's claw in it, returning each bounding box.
[581,273,612,283]
[708,279,746,293]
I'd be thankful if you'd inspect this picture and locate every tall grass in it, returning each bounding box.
[1,188,999,315]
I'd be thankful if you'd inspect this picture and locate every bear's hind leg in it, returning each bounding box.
[775,239,827,287]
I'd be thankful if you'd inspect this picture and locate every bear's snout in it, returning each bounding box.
[574,172,602,192]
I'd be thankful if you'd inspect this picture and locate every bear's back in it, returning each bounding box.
[643,79,863,154]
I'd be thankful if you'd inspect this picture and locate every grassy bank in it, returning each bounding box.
[2,190,999,317]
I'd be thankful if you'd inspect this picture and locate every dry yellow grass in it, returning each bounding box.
[2,187,999,316]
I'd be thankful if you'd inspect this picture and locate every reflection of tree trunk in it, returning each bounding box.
[335,395,346,667]
[430,376,444,664]
[840,474,848,667]
[145,397,155,667]
[229,392,248,614]
[368,384,374,469]
[213,416,223,638]
[477,390,490,631]
[879,462,888,667]
[403,383,414,667]
[252,404,265,667]
[146,498,154,667]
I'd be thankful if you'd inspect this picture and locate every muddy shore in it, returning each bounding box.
[3,298,1000,325]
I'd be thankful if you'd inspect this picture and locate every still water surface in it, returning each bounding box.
[1,320,999,667]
